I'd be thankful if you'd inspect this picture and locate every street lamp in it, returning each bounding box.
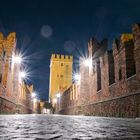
[19,71,27,79]
[12,54,23,113]
[31,93,38,113]
[31,92,36,98]
[53,98,57,104]
[14,55,22,64]
[56,93,61,113]
[74,74,81,82]
[12,53,31,113]
[12,53,23,65]
[84,58,92,67]
[33,98,37,103]
[56,93,61,98]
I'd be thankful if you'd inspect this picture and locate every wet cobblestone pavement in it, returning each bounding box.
[0,114,140,140]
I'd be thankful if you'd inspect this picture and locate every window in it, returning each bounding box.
[119,68,122,80]
[97,59,101,91]
[0,74,2,83]
[108,51,115,85]
[2,50,6,61]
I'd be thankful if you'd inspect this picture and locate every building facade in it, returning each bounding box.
[57,23,140,117]
[49,54,73,105]
[0,32,34,114]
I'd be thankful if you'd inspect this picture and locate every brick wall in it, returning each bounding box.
[0,96,33,114]
[59,92,140,117]
[0,97,16,114]
[58,23,140,117]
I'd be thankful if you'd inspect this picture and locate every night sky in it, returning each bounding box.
[0,0,140,100]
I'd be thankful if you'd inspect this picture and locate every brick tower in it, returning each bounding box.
[0,32,16,96]
[49,54,73,104]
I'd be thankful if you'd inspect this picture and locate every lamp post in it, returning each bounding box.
[31,92,36,98]
[74,74,81,83]
[53,98,57,104]
[19,71,27,79]
[13,53,31,113]
[13,54,23,113]
[56,93,61,113]
[31,92,37,113]
[14,55,22,64]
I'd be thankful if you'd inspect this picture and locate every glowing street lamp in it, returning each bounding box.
[56,93,61,112]
[33,98,37,103]
[56,93,61,98]
[53,98,57,104]
[74,74,81,82]
[14,55,22,64]
[12,53,23,64]
[19,71,27,79]
[84,58,92,67]
[31,92,36,98]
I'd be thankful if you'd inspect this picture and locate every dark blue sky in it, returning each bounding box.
[0,0,140,100]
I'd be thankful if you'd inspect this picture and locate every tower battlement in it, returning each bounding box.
[0,32,16,88]
[121,33,133,43]
[0,32,16,55]
[51,54,73,61]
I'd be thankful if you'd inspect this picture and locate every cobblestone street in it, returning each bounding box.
[0,114,140,140]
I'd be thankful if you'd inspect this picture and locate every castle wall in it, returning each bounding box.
[0,96,16,114]
[60,91,140,117]
[0,33,34,114]
[58,24,140,117]
[0,96,33,114]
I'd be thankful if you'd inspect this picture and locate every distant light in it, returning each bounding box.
[53,98,57,103]
[74,74,81,81]
[19,71,27,79]
[33,98,37,103]
[84,58,92,68]
[32,92,36,98]
[56,93,61,98]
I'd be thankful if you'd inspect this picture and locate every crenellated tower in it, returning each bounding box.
[0,32,16,96]
[49,54,73,103]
